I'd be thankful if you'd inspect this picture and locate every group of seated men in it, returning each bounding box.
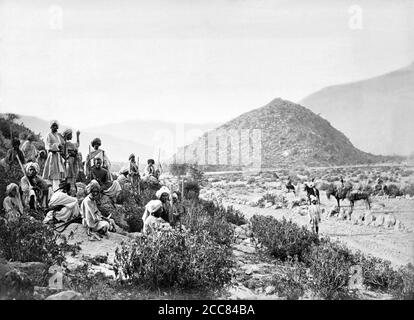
[3,159,186,240]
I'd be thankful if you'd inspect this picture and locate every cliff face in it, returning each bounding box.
[173,98,384,168]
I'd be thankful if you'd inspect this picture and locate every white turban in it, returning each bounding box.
[119,167,129,175]
[50,120,59,127]
[156,186,170,199]
[145,200,163,214]
[25,162,40,174]
[86,179,101,194]
[6,183,19,196]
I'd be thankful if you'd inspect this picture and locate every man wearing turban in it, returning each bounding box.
[43,181,80,224]
[42,120,66,192]
[2,183,24,223]
[62,128,80,196]
[85,137,112,181]
[20,162,49,209]
[128,153,140,188]
[142,199,171,234]
[90,157,122,201]
[80,179,111,239]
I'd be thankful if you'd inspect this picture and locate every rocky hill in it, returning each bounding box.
[301,62,414,156]
[173,98,393,168]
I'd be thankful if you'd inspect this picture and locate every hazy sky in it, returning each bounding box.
[0,0,413,129]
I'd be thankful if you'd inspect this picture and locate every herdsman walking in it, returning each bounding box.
[308,195,322,234]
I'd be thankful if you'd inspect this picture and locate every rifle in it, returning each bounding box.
[88,144,92,181]
[137,156,141,195]
[158,148,163,175]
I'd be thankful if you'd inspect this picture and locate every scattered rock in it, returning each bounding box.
[8,261,47,285]
[1,269,34,299]
[384,214,396,228]
[265,285,276,295]
[46,290,83,300]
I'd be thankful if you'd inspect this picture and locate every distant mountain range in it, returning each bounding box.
[301,62,414,156]
[173,98,394,168]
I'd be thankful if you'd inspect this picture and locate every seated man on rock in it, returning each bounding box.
[80,180,115,240]
[43,181,80,224]
[90,157,122,201]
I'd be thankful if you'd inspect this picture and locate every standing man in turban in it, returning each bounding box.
[62,129,80,196]
[20,134,38,162]
[85,137,112,181]
[2,183,24,223]
[42,120,66,192]
[21,162,49,209]
[128,154,140,188]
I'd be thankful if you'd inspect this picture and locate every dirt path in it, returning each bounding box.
[223,201,414,267]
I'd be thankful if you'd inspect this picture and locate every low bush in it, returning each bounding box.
[183,181,201,200]
[251,215,319,262]
[304,241,354,299]
[113,229,234,290]
[401,183,414,197]
[182,203,234,247]
[257,193,287,208]
[352,252,403,293]
[385,184,403,198]
[0,216,66,265]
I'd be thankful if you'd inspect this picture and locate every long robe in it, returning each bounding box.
[43,190,80,223]
[80,194,109,231]
[42,132,66,182]
[65,141,80,195]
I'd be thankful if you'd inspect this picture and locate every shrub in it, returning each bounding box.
[182,202,234,247]
[385,184,403,198]
[183,181,201,200]
[401,183,414,197]
[304,241,354,299]
[257,193,287,208]
[0,216,66,265]
[392,263,414,300]
[352,252,403,292]
[251,215,319,262]
[270,259,307,300]
[113,229,234,290]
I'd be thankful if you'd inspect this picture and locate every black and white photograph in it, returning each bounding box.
[0,0,413,306]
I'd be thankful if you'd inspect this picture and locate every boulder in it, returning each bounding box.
[265,285,276,295]
[384,214,396,228]
[8,262,47,285]
[264,202,273,208]
[364,214,375,226]
[46,290,83,300]
[374,214,385,227]
[394,219,404,231]
[1,269,34,299]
